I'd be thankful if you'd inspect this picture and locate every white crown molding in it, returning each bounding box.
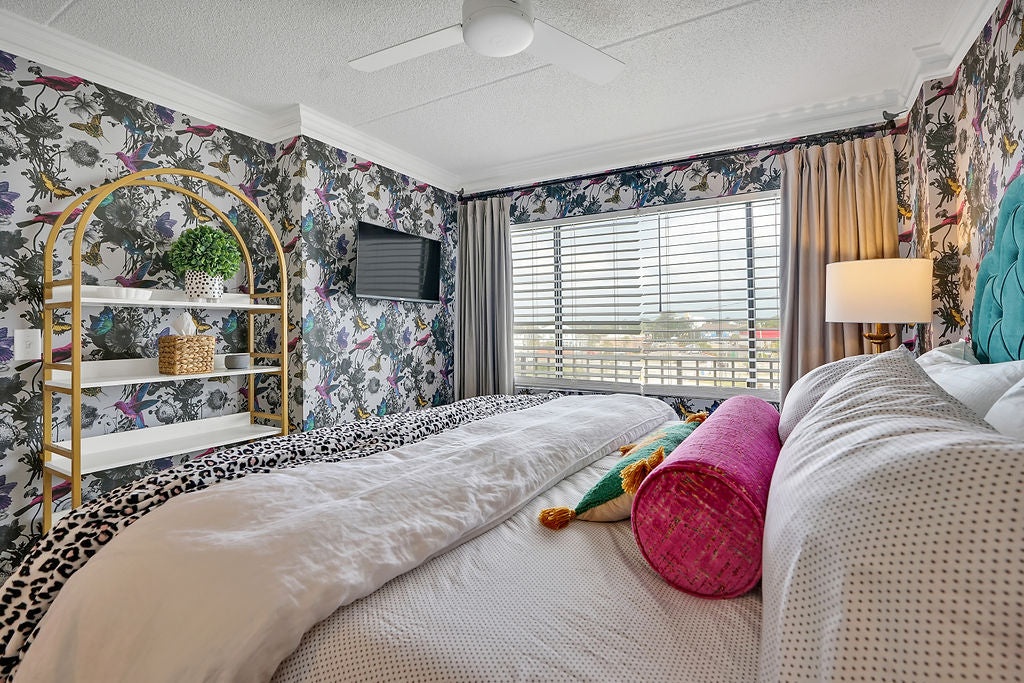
[460,91,901,193]
[0,8,461,192]
[0,2,997,195]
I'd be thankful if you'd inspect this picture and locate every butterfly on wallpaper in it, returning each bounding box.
[208,153,232,174]
[355,316,370,331]
[426,355,436,366]
[301,312,315,336]
[0,328,13,363]
[40,171,74,199]
[265,328,278,352]
[82,242,104,267]
[376,316,387,333]
[300,210,314,233]
[367,184,383,200]
[69,114,104,139]
[690,174,710,192]
[376,400,388,417]
[226,207,239,226]
[113,383,159,429]
[355,406,371,420]
[532,198,549,214]
[51,319,72,334]
[191,316,213,334]
[0,181,18,216]
[155,105,176,125]
[415,316,428,330]
[1003,134,1019,156]
[81,386,104,397]
[897,204,913,220]
[958,99,968,120]
[302,413,315,431]
[416,395,430,408]
[89,307,114,335]
[282,217,298,233]
[369,356,382,372]
[1015,18,1024,55]
[946,177,962,194]
[153,211,177,239]
[604,189,621,205]
[292,162,308,178]
[114,260,158,288]
[402,328,412,345]
[336,327,349,350]
[424,205,435,217]
[188,201,213,223]
[221,311,238,334]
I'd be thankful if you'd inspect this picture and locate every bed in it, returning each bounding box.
[3,183,1024,681]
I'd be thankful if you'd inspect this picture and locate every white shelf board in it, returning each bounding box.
[46,354,281,389]
[47,285,280,311]
[45,413,280,477]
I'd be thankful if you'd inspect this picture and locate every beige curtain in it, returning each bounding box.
[780,136,899,401]
[455,196,514,399]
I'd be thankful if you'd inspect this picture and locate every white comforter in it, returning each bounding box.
[17,394,673,682]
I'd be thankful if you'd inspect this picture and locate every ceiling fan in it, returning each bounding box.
[348,0,625,84]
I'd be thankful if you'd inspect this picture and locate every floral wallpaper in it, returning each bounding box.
[0,51,457,578]
[895,0,1024,350]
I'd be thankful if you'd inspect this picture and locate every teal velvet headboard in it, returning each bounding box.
[973,176,1024,363]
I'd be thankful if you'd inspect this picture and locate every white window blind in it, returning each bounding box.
[511,192,781,398]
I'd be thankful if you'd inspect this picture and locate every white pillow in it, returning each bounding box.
[914,339,978,369]
[778,353,872,443]
[984,376,1024,439]
[761,348,1023,682]
[918,355,1024,416]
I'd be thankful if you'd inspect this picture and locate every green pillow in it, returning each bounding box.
[538,417,704,530]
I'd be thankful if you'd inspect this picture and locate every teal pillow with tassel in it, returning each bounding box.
[539,415,705,530]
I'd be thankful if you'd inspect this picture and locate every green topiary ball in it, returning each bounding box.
[168,224,242,279]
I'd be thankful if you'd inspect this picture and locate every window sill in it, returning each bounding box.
[515,378,780,403]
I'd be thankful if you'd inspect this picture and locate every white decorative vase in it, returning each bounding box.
[184,270,224,301]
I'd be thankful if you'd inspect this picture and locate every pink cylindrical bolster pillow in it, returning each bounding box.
[631,395,781,598]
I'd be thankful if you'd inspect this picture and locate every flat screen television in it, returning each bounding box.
[355,221,441,303]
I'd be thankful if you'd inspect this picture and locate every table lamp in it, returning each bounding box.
[825,258,933,353]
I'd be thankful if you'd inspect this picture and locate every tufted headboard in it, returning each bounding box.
[973,176,1024,363]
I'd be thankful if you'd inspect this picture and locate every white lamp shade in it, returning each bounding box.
[825,258,933,324]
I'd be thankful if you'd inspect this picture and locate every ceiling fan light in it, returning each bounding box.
[462,2,534,58]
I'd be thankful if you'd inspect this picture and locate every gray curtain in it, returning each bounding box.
[456,196,514,399]
[780,136,899,401]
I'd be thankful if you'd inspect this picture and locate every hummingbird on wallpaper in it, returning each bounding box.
[115,142,158,173]
[316,369,341,407]
[113,384,159,429]
[16,207,82,228]
[351,333,374,351]
[387,362,405,393]
[315,273,341,312]
[114,260,159,288]
[314,179,339,215]
[176,123,218,137]
[240,174,267,202]
[18,74,84,91]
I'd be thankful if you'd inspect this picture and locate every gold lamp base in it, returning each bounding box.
[864,322,895,354]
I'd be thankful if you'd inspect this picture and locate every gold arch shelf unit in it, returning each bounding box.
[40,168,289,533]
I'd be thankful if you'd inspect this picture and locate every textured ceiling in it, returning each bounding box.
[0,0,997,191]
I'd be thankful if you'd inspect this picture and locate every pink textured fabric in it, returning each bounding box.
[631,395,781,598]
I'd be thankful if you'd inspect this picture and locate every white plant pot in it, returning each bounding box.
[184,270,224,301]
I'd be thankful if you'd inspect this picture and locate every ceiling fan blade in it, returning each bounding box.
[349,24,464,72]
[529,20,624,84]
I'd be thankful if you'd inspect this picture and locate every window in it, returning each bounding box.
[511,191,780,399]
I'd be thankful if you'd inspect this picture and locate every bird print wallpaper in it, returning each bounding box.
[0,51,457,578]
[895,0,1024,350]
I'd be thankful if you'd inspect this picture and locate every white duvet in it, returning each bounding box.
[16,394,674,682]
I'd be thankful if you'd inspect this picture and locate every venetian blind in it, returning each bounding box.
[511,192,781,398]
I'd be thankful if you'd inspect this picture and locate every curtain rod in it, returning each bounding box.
[461,119,895,202]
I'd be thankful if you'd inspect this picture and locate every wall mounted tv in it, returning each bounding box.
[355,221,441,303]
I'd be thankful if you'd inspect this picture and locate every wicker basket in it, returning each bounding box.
[158,335,215,375]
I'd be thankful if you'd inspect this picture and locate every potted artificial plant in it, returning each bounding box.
[168,224,242,301]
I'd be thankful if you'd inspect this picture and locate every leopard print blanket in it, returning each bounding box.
[0,393,557,679]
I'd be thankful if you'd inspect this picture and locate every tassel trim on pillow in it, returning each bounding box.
[539,507,577,530]
[619,444,637,457]
[684,411,708,424]
[620,446,666,495]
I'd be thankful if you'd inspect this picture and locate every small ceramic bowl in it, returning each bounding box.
[224,354,250,369]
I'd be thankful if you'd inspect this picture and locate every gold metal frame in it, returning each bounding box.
[40,169,289,532]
